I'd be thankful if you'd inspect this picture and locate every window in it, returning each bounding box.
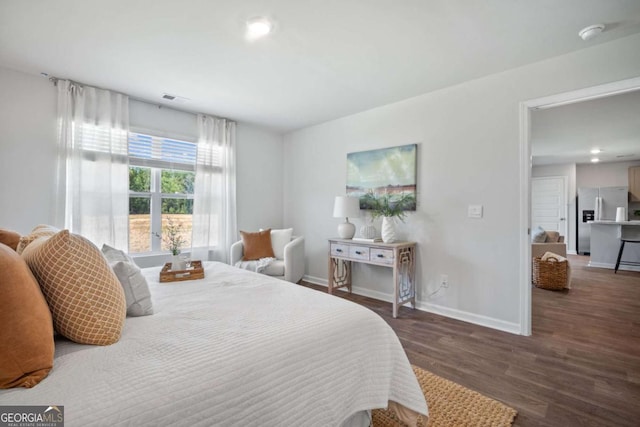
[128,132,197,253]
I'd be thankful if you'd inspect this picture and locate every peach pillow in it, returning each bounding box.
[240,229,275,261]
[0,243,54,388]
[22,230,126,346]
[0,228,21,251]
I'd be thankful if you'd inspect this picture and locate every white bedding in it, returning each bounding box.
[0,262,427,426]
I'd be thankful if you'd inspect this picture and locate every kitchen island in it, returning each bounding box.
[588,221,640,271]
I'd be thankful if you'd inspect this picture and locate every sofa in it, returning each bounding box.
[532,230,567,259]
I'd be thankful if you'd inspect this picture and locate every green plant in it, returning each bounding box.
[360,192,416,222]
[634,209,640,217]
[153,217,186,255]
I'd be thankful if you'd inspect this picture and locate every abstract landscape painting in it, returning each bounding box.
[347,144,417,210]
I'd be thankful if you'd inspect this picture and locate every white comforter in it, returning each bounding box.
[0,262,427,426]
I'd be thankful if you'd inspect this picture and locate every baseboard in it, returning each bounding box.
[587,261,640,272]
[301,275,522,335]
[303,275,327,286]
[567,250,578,255]
[414,301,522,335]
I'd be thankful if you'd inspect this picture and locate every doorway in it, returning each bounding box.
[518,76,640,336]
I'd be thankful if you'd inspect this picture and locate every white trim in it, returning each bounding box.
[567,250,578,255]
[415,301,521,335]
[528,76,640,110]
[303,274,327,286]
[519,76,640,337]
[519,102,532,336]
[304,276,520,334]
[587,261,640,272]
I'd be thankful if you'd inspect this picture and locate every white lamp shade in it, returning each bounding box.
[333,196,360,218]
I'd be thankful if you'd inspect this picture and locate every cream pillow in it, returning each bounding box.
[16,224,60,254]
[102,244,153,317]
[269,228,293,260]
[23,230,126,346]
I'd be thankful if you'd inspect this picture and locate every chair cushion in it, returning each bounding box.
[240,229,275,261]
[0,228,21,251]
[531,226,547,243]
[102,244,154,317]
[263,260,285,277]
[22,230,126,346]
[0,243,54,389]
[269,228,293,260]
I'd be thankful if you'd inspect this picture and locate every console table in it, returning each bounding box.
[327,238,417,318]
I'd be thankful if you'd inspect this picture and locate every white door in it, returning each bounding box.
[532,177,567,237]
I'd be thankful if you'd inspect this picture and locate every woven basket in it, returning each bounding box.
[532,256,567,290]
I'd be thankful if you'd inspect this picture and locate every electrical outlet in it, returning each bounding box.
[441,274,449,288]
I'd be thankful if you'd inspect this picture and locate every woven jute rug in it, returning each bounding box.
[372,365,517,427]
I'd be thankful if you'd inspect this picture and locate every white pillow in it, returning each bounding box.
[531,226,547,243]
[268,228,293,260]
[102,244,153,317]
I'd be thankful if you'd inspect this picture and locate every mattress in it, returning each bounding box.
[0,262,427,426]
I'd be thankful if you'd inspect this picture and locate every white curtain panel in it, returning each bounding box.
[192,114,237,262]
[54,80,129,250]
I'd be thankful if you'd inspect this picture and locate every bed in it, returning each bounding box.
[0,261,427,426]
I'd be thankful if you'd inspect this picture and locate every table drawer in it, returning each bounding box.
[330,243,349,257]
[349,245,370,261]
[371,248,394,265]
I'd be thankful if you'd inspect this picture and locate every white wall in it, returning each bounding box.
[236,123,284,232]
[0,67,57,233]
[283,33,640,333]
[0,66,284,263]
[130,99,198,141]
[532,163,577,253]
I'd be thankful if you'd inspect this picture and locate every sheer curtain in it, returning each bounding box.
[191,114,237,262]
[54,80,129,250]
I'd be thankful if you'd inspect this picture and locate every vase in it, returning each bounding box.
[359,224,377,239]
[171,254,186,271]
[381,217,396,243]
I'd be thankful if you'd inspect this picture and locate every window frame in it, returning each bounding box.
[128,129,197,254]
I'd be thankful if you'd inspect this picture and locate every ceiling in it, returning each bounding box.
[1,1,640,132]
[531,89,640,166]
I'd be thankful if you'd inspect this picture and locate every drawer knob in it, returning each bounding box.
[377,254,384,258]
[336,249,343,253]
[355,251,362,255]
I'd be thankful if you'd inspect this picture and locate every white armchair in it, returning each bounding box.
[230,235,305,283]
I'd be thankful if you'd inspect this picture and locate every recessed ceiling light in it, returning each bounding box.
[590,148,601,154]
[579,24,605,41]
[591,158,600,163]
[246,17,272,40]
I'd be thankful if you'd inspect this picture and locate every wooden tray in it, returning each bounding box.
[159,260,204,283]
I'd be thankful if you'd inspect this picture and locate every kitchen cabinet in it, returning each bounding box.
[630,166,640,202]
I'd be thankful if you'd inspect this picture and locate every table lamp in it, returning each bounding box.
[333,196,360,239]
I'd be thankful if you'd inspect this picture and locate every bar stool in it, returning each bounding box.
[614,238,640,273]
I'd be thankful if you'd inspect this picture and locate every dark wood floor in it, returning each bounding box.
[301,255,640,427]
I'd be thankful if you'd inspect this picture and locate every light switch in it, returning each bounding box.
[468,204,483,219]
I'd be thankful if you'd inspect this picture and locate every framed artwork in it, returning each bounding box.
[347,144,417,210]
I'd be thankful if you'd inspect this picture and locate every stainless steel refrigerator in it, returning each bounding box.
[577,186,628,254]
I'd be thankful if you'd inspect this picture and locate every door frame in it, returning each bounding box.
[518,76,640,336]
[531,175,568,239]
